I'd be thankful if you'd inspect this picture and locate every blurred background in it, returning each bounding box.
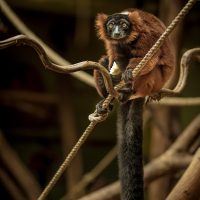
[0,0,199,199]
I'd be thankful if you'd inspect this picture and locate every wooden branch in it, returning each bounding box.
[0,131,41,200]
[0,35,117,97]
[77,182,120,200]
[144,153,192,186]
[0,0,95,87]
[0,2,198,200]
[152,97,200,106]
[77,114,200,200]
[174,48,200,93]
[0,167,26,200]
[152,47,200,99]
[166,148,200,200]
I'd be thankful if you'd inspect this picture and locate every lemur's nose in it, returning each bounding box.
[113,26,120,38]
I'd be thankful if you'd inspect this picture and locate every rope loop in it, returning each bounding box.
[88,111,109,123]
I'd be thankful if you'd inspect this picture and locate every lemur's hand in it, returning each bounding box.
[121,69,133,82]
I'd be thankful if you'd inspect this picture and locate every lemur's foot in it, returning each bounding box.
[146,92,163,103]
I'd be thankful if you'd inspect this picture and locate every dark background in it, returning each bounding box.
[0,0,199,199]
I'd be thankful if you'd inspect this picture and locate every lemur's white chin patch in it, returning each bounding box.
[110,62,121,76]
[120,11,129,15]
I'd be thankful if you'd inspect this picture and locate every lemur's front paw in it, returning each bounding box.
[96,100,113,114]
[146,92,163,103]
[121,69,133,82]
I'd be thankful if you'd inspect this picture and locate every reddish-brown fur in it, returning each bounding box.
[94,9,175,99]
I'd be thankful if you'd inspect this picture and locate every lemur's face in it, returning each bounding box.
[106,14,131,40]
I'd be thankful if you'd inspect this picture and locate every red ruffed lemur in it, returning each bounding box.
[94,9,175,200]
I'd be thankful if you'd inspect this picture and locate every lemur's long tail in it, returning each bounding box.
[117,98,145,200]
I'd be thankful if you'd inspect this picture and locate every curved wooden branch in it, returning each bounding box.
[159,48,200,97]
[0,35,117,97]
[166,148,200,200]
[175,47,200,92]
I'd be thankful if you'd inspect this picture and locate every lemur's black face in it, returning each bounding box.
[106,14,131,40]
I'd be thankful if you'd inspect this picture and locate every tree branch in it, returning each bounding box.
[166,148,200,200]
[0,131,41,200]
[0,167,26,200]
[152,97,200,106]
[157,48,200,97]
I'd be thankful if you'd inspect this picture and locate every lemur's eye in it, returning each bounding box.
[108,23,114,29]
[122,23,128,29]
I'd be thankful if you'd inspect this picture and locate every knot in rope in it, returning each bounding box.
[88,111,109,123]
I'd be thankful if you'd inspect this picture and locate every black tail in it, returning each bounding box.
[117,98,144,200]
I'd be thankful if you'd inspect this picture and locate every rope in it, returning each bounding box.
[37,112,108,200]
[64,146,118,200]
[37,0,197,199]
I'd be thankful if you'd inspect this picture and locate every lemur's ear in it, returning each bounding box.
[128,11,143,28]
[95,13,108,40]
